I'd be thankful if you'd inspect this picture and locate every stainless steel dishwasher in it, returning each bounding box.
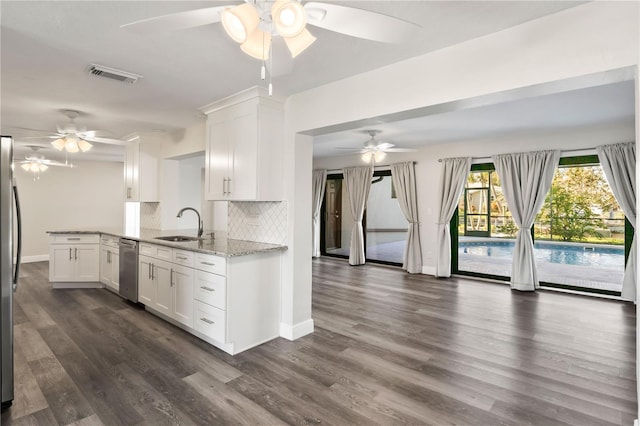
[118,238,138,302]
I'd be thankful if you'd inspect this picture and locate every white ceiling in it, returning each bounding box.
[3,0,625,164]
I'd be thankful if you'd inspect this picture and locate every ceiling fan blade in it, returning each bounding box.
[385,148,418,153]
[84,136,127,146]
[121,6,227,33]
[375,142,395,151]
[305,2,421,43]
[14,135,60,140]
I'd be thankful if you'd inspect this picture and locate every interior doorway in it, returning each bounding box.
[324,179,342,251]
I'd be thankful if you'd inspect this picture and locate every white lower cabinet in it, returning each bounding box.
[49,234,100,287]
[137,243,281,355]
[138,245,193,328]
[100,235,120,292]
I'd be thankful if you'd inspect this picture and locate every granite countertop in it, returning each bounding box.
[47,228,287,257]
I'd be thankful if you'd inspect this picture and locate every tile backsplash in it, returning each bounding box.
[228,201,287,245]
[140,202,161,230]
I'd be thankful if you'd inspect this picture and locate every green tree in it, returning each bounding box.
[538,166,617,241]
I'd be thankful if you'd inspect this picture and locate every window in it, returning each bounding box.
[452,156,631,296]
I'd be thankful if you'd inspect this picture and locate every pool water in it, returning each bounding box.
[459,241,624,268]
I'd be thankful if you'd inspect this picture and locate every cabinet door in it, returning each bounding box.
[229,105,258,200]
[153,260,172,317]
[109,250,120,291]
[172,265,194,327]
[205,118,231,200]
[124,143,139,201]
[75,245,100,282]
[138,255,155,306]
[100,246,111,285]
[49,245,75,282]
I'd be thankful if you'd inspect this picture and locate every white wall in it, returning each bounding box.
[15,160,123,260]
[280,1,638,340]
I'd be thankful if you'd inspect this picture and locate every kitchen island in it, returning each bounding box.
[47,229,287,355]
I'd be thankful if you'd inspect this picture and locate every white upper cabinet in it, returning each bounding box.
[202,87,283,201]
[124,138,160,202]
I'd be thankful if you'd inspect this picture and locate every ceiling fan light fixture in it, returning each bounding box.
[240,29,271,60]
[64,137,80,153]
[51,138,66,151]
[78,139,93,152]
[272,0,306,37]
[374,151,386,162]
[221,3,260,43]
[362,151,373,163]
[284,27,316,58]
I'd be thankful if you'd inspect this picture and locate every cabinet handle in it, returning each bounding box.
[107,251,111,264]
[69,248,72,261]
[200,286,215,292]
[170,269,174,287]
[200,318,215,325]
[148,263,151,280]
[227,177,232,195]
[222,177,228,195]
[127,187,132,199]
[151,264,155,280]
[74,248,78,260]
[200,261,216,266]
[67,237,81,241]
[176,256,188,261]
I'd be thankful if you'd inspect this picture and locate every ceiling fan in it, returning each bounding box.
[121,1,421,80]
[16,146,74,179]
[8,110,127,153]
[336,130,417,163]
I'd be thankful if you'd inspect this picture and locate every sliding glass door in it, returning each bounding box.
[452,156,630,295]
[321,171,407,266]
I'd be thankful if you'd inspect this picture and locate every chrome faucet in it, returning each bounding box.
[176,207,203,238]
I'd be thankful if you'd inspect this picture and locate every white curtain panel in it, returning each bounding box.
[391,162,423,274]
[311,169,327,258]
[435,157,472,277]
[597,142,636,301]
[343,166,373,265]
[493,150,560,291]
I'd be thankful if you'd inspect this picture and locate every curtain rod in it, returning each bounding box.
[437,147,598,162]
[326,161,417,174]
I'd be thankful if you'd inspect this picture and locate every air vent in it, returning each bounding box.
[87,64,142,84]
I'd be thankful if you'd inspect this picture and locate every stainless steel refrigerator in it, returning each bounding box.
[1,135,21,409]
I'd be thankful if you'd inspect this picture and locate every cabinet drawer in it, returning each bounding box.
[52,234,99,244]
[139,243,172,260]
[194,300,226,342]
[194,270,226,309]
[173,249,194,267]
[100,235,119,247]
[193,253,226,275]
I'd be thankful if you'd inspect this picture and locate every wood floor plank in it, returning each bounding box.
[2,259,636,425]
[28,356,95,425]
[8,344,49,420]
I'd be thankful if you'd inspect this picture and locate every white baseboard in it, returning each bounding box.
[280,319,314,341]
[18,254,49,263]
[422,265,436,276]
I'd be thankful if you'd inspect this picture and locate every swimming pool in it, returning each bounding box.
[459,240,624,268]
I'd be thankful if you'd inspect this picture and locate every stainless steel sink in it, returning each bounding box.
[154,235,200,242]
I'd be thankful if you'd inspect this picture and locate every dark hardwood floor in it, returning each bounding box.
[1,258,636,425]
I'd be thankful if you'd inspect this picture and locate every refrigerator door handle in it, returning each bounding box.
[13,182,21,290]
